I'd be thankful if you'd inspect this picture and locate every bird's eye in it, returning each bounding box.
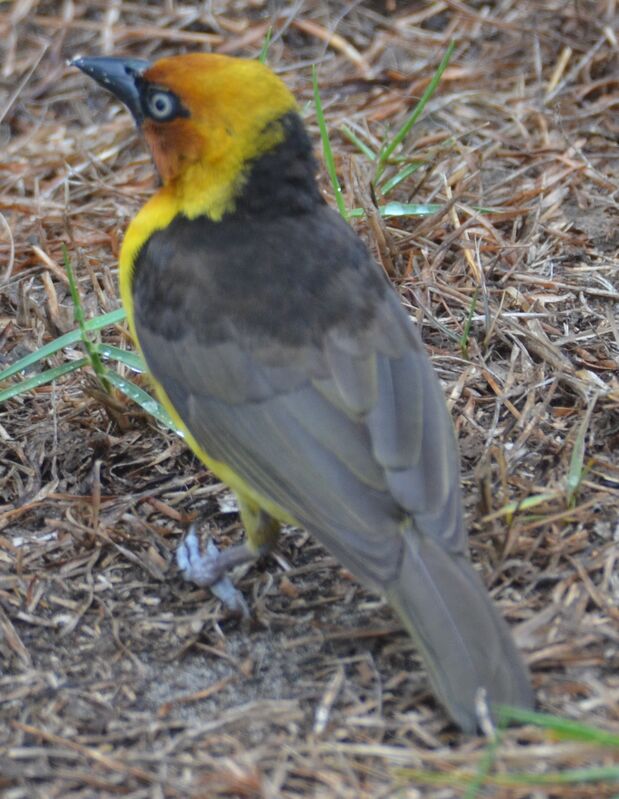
[145,89,178,121]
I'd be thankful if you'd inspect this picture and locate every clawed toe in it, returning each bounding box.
[176,526,249,617]
[176,528,225,585]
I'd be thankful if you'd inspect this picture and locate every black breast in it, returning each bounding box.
[131,112,387,349]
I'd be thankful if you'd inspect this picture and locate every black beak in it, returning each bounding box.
[71,56,151,124]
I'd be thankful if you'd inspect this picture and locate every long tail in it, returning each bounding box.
[385,535,533,732]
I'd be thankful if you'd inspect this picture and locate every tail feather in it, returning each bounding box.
[386,535,533,732]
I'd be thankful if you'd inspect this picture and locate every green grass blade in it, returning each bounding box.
[99,345,145,373]
[347,201,443,219]
[379,162,423,195]
[258,26,273,63]
[463,734,499,799]
[83,307,126,330]
[566,396,597,505]
[374,40,455,183]
[0,358,89,403]
[482,492,558,521]
[312,65,347,219]
[0,308,125,383]
[63,245,110,391]
[398,764,619,789]
[498,705,619,747]
[103,368,181,435]
[340,124,376,161]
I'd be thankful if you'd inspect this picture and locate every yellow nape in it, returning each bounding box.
[140,54,298,221]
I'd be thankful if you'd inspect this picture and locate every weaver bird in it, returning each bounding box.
[72,52,533,731]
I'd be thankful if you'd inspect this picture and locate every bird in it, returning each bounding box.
[72,52,533,732]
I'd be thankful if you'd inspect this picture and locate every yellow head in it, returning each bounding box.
[73,53,298,218]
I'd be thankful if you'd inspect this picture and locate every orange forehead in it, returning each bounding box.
[143,53,229,107]
[144,53,237,84]
[141,54,294,118]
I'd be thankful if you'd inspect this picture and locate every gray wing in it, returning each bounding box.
[135,281,465,589]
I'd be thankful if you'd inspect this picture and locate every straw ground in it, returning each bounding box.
[1,1,618,797]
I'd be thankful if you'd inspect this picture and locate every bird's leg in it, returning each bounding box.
[176,496,281,616]
[176,527,253,616]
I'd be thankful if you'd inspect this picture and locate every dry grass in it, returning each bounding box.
[1,1,618,797]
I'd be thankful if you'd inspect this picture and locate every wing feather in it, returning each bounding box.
[136,293,464,588]
[133,205,466,588]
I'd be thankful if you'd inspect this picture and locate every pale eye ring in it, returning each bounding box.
[146,90,176,121]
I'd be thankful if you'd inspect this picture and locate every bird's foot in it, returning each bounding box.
[176,525,252,617]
